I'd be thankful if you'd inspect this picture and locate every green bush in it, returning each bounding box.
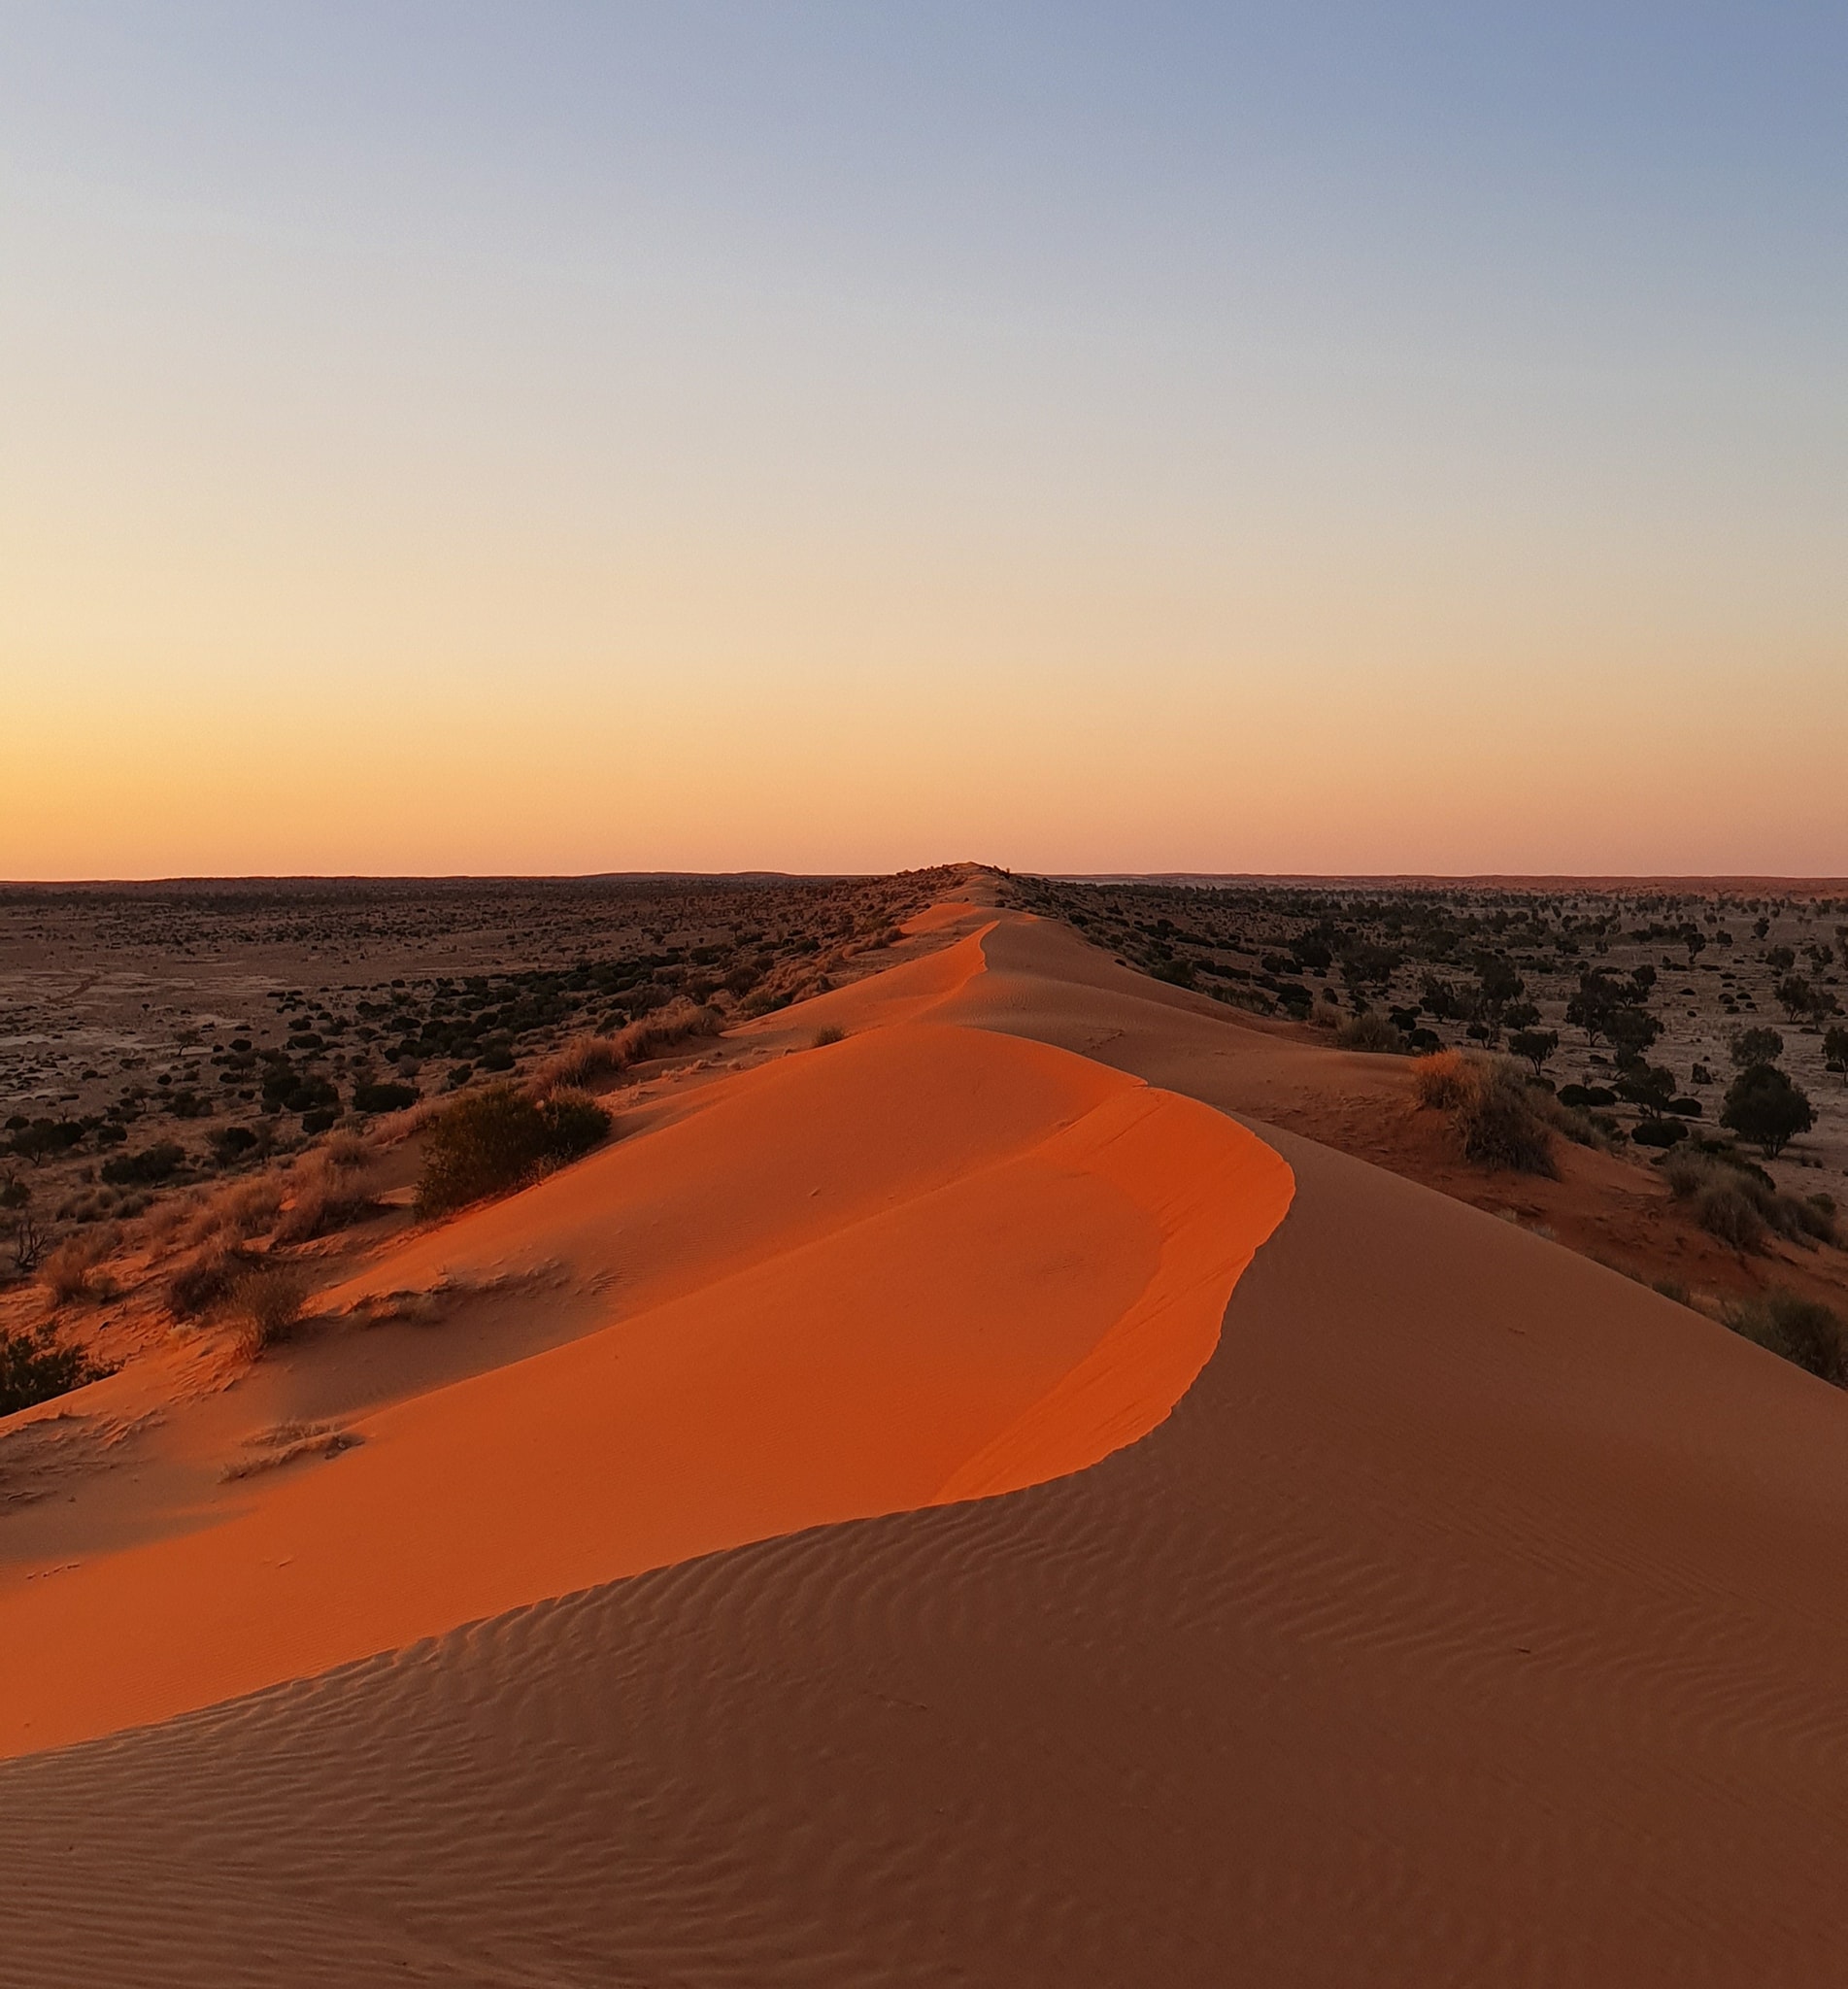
[353,1080,419,1114]
[417,1085,613,1218]
[101,1140,185,1186]
[540,1089,613,1161]
[1,1324,109,1414]
[210,1125,258,1164]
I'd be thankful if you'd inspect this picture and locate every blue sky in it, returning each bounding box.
[3,3,1843,875]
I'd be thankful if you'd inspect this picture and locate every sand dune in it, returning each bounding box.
[4,905,1847,1984]
[0,924,1289,1755]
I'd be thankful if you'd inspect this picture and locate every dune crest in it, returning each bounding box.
[0,917,1291,1757]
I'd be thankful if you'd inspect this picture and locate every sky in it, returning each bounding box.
[2,1,1844,879]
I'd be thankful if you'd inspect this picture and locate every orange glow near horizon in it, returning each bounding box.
[4,9,1844,881]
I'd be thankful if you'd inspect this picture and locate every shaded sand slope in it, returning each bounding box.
[6,917,1848,1983]
[0,928,1289,1755]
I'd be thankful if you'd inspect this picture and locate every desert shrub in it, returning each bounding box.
[1413,1051,1557,1175]
[224,1265,310,1358]
[1334,1011,1406,1054]
[1663,1152,1708,1198]
[1630,1119,1688,1149]
[0,1324,109,1414]
[1553,1105,1605,1151]
[353,1080,420,1114]
[167,1237,254,1318]
[210,1125,259,1165]
[539,1089,612,1161]
[1726,1289,1847,1385]
[1663,1153,1837,1252]
[813,1024,847,1048]
[101,1140,185,1187]
[417,1084,612,1218]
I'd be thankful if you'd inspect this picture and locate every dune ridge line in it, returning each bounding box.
[0,913,1293,1757]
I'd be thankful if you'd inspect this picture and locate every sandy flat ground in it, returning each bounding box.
[3,899,1846,1983]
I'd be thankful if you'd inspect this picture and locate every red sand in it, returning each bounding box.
[4,899,1847,1984]
[0,925,1290,1755]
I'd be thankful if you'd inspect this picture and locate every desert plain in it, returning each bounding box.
[3,863,1847,1984]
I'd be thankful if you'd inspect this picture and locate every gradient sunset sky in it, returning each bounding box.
[4,3,1843,879]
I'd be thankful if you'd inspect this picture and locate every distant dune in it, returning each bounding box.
[3,884,1846,1983]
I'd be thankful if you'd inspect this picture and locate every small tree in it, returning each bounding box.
[1617,1063,1677,1118]
[1774,975,1816,1024]
[1721,1064,1814,1159]
[1730,1025,1784,1068]
[1606,1005,1663,1068]
[1825,1024,1848,1080]
[1508,1028,1559,1079]
[1566,969,1623,1047]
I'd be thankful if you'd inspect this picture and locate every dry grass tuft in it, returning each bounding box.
[1333,1011,1405,1054]
[224,1264,311,1358]
[220,1420,361,1480]
[167,1236,254,1319]
[181,1175,285,1249]
[273,1149,383,1245]
[42,1232,114,1307]
[528,999,723,1096]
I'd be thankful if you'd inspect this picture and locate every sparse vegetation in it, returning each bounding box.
[1662,1150,1836,1253]
[813,1024,847,1048]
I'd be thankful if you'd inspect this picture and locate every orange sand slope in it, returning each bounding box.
[6,909,1848,1986]
[0,923,1291,1756]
